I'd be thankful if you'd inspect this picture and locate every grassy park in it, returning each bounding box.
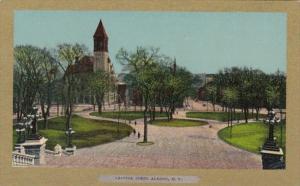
[218,122,286,154]
[90,111,167,120]
[13,115,133,150]
[186,112,266,122]
[151,119,207,127]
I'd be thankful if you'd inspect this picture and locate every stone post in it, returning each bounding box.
[18,137,48,165]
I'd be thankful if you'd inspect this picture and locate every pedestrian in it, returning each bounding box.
[134,121,137,126]
[138,132,140,139]
[133,129,136,136]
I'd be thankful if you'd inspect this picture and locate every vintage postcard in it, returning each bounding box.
[0,1,299,186]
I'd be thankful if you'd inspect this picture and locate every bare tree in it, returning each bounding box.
[14,45,45,119]
[38,48,59,129]
[56,43,87,133]
[116,47,160,143]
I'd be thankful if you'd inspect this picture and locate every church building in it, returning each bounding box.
[67,20,116,77]
[66,19,123,105]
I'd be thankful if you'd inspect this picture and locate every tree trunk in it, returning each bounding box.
[165,107,170,121]
[66,105,72,130]
[96,94,103,114]
[149,109,152,124]
[143,95,148,143]
[227,106,230,127]
[43,115,48,129]
[230,108,233,124]
[244,108,248,123]
[233,107,236,121]
[16,89,22,120]
[255,107,260,121]
[65,78,73,131]
[65,102,73,147]
[98,104,102,113]
[57,101,59,116]
[107,92,110,106]
[152,106,156,121]
[46,103,51,128]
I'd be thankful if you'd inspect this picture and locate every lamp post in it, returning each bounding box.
[32,106,38,135]
[260,109,284,169]
[27,106,42,140]
[263,109,280,150]
[23,116,30,138]
[65,127,75,148]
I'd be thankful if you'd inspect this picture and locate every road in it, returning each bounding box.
[44,110,262,169]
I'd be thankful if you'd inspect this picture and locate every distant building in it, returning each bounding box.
[66,20,116,77]
[65,20,125,104]
[117,82,127,105]
[197,74,215,100]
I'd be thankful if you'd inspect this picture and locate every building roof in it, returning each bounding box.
[93,20,108,38]
[65,56,94,74]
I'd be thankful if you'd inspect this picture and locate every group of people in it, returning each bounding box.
[132,129,140,138]
[131,120,141,139]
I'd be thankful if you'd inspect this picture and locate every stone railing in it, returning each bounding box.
[45,149,56,155]
[12,151,35,166]
[45,149,62,156]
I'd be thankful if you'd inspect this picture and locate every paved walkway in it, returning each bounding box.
[44,110,262,169]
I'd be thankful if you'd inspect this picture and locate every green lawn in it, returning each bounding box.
[13,115,133,150]
[90,111,167,120]
[186,112,266,122]
[218,122,286,154]
[151,119,208,127]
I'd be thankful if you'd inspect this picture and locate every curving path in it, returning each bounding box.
[44,110,262,169]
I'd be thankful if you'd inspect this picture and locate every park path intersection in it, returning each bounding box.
[45,109,262,169]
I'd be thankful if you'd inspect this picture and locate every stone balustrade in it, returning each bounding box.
[45,149,62,156]
[12,151,35,166]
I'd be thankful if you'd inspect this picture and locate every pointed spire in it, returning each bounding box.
[93,19,108,38]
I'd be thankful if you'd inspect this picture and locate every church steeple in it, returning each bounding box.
[93,19,108,52]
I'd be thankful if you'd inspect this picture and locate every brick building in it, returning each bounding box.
[66,19,116,76]
[65,19,125,105]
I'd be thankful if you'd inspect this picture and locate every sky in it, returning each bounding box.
[14,11,286,74]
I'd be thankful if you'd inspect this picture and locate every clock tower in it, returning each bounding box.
[93,20,109,72]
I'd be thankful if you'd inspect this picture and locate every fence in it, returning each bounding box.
[12,151,35,166]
